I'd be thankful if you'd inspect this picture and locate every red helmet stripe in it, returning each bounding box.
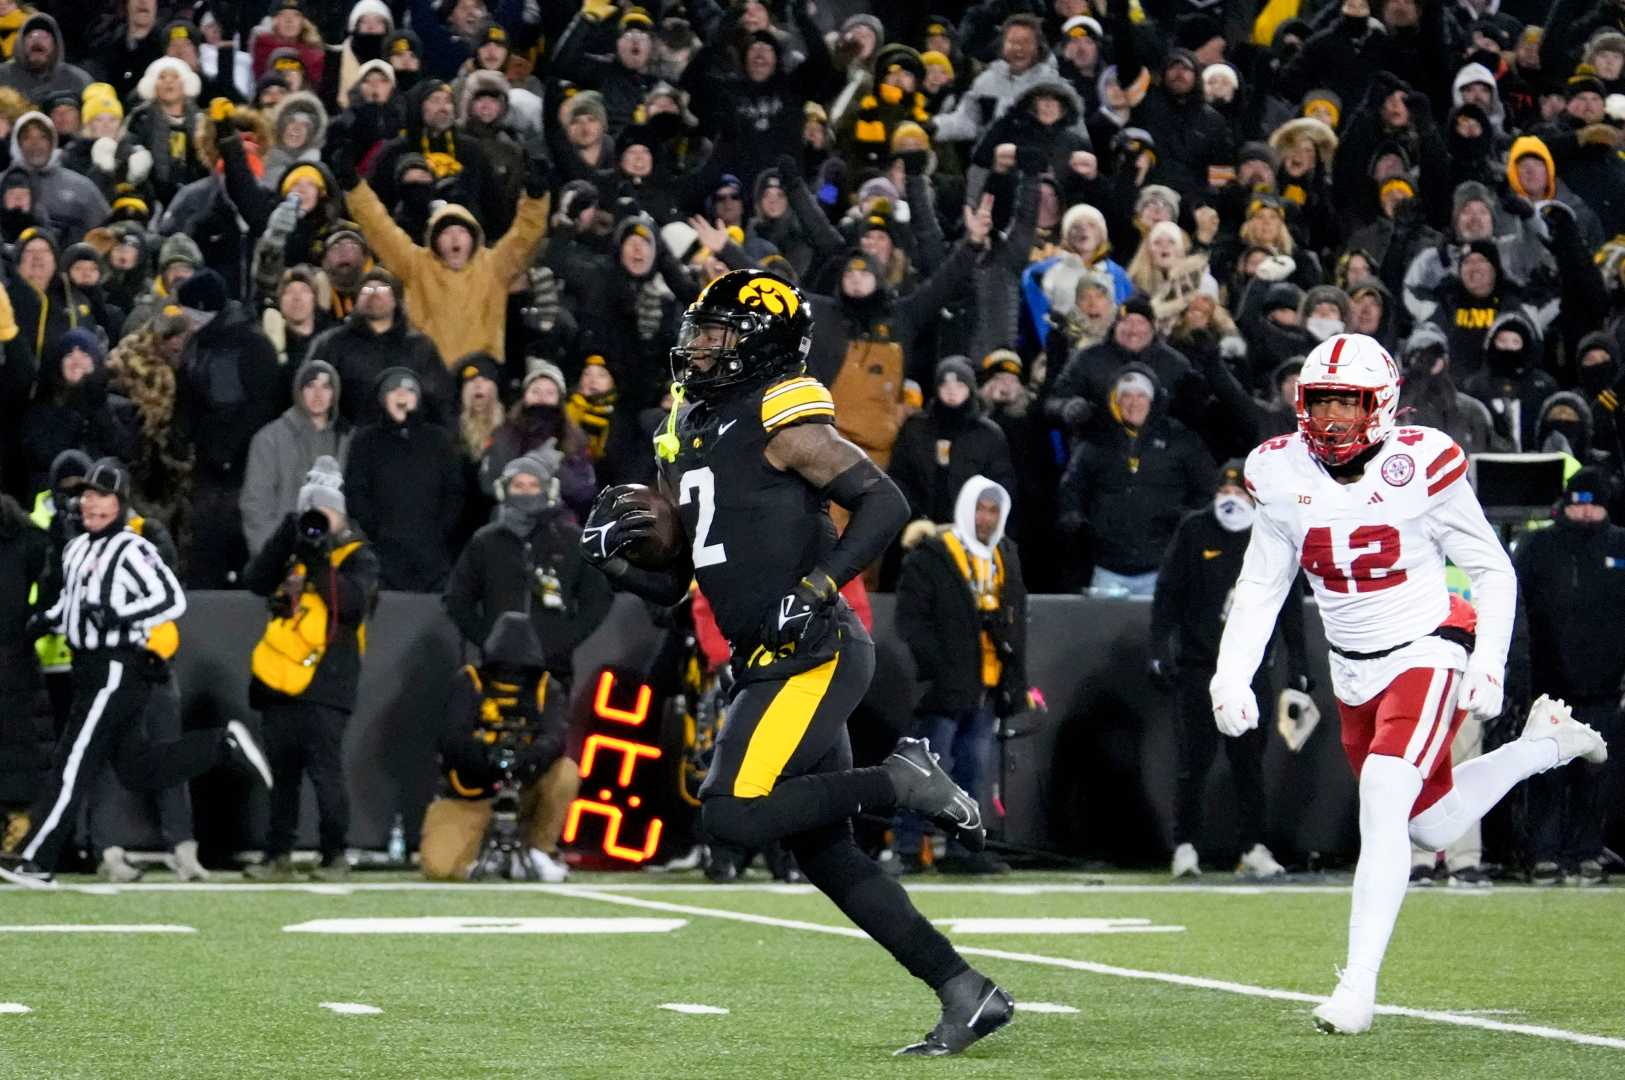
[1325,335,1347,375]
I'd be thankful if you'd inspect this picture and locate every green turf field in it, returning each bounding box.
[1,871,1622,1079]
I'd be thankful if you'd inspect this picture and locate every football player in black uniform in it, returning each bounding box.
[582,270,1015,1056]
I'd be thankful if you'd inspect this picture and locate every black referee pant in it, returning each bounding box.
[15,650,226,872]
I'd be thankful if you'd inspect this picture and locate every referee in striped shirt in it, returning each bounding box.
[0,459,273,888]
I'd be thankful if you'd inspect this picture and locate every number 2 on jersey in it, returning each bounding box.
[679,467,728,568]
[1301,525,1407,593]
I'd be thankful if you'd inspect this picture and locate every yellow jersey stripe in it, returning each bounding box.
[731,655,841,798]
[762,377,821,402]
[763,386,833,419]
[764,404,836,431]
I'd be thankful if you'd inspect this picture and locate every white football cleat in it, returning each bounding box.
[1171,842,1201,879]
[1312,969,1375,1035]
[528,848,570,883]
[1237,843,1285,879]
[1522,695,1608,765]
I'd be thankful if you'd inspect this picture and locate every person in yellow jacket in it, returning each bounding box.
[337,143,552,368]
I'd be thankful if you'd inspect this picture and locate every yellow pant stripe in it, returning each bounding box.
[731,655,841,798]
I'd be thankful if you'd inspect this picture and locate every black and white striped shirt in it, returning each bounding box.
[44,528,187,652]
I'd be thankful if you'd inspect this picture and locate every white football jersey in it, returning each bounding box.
[1214,427,1516,707]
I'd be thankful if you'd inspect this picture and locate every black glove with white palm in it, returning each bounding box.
[759,568,838,652]
[580,484,661,567]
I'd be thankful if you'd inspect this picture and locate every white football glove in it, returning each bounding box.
[1461,665,1504,722]
[1210,676,1260,737]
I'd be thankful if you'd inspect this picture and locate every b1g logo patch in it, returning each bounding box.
[1381,453,1415,487]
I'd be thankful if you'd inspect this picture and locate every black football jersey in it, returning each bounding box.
[657,376,843,657]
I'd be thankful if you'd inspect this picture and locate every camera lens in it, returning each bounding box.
[297,509,329,543]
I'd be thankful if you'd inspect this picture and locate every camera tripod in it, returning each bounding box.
[469,776,545,881]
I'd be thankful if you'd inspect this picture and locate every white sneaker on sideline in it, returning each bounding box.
[1312,969,1375,1035]
[528,848,570,883]
[1237,843,1285,879]
[98,846,143,883]
[172,839,210,882]
[1522,696,1608,765]
[1171,842,1201,879]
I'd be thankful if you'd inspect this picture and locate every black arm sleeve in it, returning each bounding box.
[820,456,910,587]
[598,556,694,607]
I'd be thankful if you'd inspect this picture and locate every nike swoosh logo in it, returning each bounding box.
[719,419,738,435]
[1203,549,1222,559]
[777,595,811,632]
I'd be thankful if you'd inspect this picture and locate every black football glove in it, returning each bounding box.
[759,569,838,652]
[580,484,660,566]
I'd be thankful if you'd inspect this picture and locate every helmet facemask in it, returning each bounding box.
[1297,384,1384,466]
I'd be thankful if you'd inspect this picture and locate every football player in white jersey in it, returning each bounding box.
[1209,333,1608,1035]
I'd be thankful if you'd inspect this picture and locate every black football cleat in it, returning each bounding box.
[885,737,986,852]
[894,972,1014,1057]
[0,854,57,890]
[225,720,274,789]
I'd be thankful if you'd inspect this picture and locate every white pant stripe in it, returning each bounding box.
[22,660,123,862]
[1402,669,1446,765]
[1416,671,1461,776]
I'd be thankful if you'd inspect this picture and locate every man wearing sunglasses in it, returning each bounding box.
[0,459,273,888]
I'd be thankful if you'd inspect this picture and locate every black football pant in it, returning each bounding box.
[16,652,226,872]
[700,640,968,991]
[1173,665,1271,852]
[1527,701,1622,866]
[262,700,350,863]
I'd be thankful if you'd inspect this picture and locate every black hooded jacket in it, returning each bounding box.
[1056,364,1216,576]
[888,396,1017,526]
[1513,515,1625,703]
[307,306,450,428]
[175,301,286,483]
[343,401,465,592]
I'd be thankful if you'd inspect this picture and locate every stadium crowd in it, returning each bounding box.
[3,0,1625,882]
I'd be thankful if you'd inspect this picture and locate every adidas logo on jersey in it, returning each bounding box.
[1368,492,1384,504]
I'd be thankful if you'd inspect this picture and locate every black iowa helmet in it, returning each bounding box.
[670,268,812,400]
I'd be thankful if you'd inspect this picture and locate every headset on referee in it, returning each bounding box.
[0,458,273,888]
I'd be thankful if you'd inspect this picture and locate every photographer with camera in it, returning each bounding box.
[443,448,612,691]
[241,456,379,882]
[420,612,579,883]
[1,458,274,888]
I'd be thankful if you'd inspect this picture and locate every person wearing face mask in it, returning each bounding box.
[1394,324,1503,454]
[480,361,597,520]
[342,367,465,591]
[887,356,1017,530]
[1511,467,1625,885]
[1299,284,1352,345]
[1151,459,1309,880]
[444,449,612,693]
[1575,332,1625,474]
[1461,312,1558,452]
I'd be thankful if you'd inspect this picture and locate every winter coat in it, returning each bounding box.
[6,274,101,369]
[895,480,1027,716]
[887,399,1017,526]
[239,359,355,556]
[242,514,379,713]
[0,14,90,99]
[366,82,502,229]
[123,100,206,205]
[3,113,111,244]
[932,55,1087,145]
[550,9,661,134]
[1057,366,1215,576]
[306,307,450,427]
[442,509,615,682]
[479,407,598,520]
[343,413,465,592]
[347,179,550,364]
[1513,518,1625,704]
[174,301,287,485]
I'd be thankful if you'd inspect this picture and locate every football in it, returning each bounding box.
[617,483,686,570]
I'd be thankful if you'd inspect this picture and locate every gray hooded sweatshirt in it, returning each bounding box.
[238,359,355,554]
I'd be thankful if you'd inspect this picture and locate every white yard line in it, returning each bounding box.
[553,886,1625,1052]
[20,879,1613,896]
[319,1002,382,1015]
[0,924,196,933]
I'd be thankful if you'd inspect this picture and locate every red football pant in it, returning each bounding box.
[1338,667,1465,818]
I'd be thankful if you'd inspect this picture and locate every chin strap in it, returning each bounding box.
[654,381,686,462]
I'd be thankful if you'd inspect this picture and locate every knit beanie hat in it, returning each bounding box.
[935,355,975,387]
[376,366,421,404]
[524,358,567,398]
[297,455,346,515]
